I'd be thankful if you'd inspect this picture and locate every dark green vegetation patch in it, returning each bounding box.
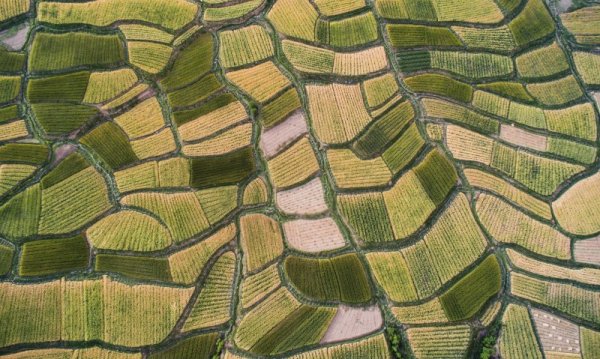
[0,76,21,103]
[397,51,431,73]
[19,235,89,276]
[284,253,372,303]
[414,149,457,205]
[27,71,91,103]
[0,185,40,239]
[509,0,555,46]
[0,105,19,123]
[80,122,138,170]
[95,254,172,282]
[190,147,256,188]
[0,48,25,72]
[32,103,99,136]
[149,333,219,359]
[29,32,125,72]
[0,243,14,276]
[0,143,49,165]
[250,306,335,355]
[160,31,214,91]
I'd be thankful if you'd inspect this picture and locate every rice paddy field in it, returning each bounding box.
[0,0,599,358]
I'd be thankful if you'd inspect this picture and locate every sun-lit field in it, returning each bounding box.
[0,0,599,357]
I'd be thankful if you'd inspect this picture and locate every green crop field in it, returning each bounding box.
[1,0,599,358]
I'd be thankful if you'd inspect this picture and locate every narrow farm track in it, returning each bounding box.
[0,0,599,358]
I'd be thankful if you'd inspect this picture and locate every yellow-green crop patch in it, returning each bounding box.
[2,0,600,356]
[38,0,197,31]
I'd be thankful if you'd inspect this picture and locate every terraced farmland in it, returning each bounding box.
[0,0,599,358]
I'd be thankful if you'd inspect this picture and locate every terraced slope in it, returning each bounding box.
[0,0,599,358]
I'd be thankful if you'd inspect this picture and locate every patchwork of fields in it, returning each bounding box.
[0,0,599,357]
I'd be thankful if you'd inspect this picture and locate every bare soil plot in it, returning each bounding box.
[276,177,327,215]
[532,308,581,357]
[507,248,600,286]
[321,305,383,344]
[499,124,547,151]
[283,217,345,252]
[0,23,30,51]
[260,110,308,159]
[574,236,600,265]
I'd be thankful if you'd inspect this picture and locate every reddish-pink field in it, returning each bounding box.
[283,217,345,252]
[276,177,328,215]
[574,236,600,265]
[260,110,308,159]
[0,24,29,51]
[499,124,547,152]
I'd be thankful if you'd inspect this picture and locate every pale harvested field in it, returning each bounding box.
[0,23,29,50]
[276,177,328,215]
[574,236,600,265]
[532,309,581,357]
[283,217,345,252]
[321,305,383,344]
[499,124,547,152]
[260,110,308,158]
